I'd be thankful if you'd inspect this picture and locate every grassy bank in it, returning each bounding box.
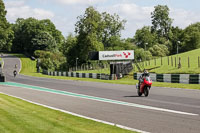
[135,48,200,74]
[0,93,135,133]
[12,54,37,75]
[0,57,4,68]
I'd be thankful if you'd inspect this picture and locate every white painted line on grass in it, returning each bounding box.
[0,92,150,133]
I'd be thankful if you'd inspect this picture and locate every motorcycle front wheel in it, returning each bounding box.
[144,87,149,97]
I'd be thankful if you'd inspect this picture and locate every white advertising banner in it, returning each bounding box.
[99,50,134,60]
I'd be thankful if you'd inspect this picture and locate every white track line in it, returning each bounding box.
[17,58,22,73]
[0,92,150,133]
[2,82,199,116]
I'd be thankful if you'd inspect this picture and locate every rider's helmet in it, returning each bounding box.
[143,69,149,76]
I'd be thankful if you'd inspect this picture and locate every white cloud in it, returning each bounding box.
[5,0,25,7]
[170,8,200,29]
[5,1,54,23]
[53,0,106,5]
[5,0,200,38]
[99,3,154,38]
[52,16,76,37]
[100,3,200,38]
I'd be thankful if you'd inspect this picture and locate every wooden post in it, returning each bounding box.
[154,58,156,66]
[178,57,181,69]
[171,56,173,66]
[175,57,176,67]
[161,57,163,65]
[198,56,200,68]
[188,56,190,68]
[112,62,114,79]
[168,56,169,65]
[149,60,150,65]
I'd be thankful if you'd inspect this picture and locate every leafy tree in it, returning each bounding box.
[105,36,135,50]
[34,50,66,71]
[74,6,104,65]
[31,31,57,52]
[12,18,64,55]
[151,5,173,39]
[0,0,14,51]
[61,33,77,56]
[149,44,169,57]
[181,22,200,52]
[73,6,126,66]
[134,26,157,49]
[170,26,183,54]
[40,19,64,50]
[101,12,126,49]
[135,48,152,61]
[76,32,104,65]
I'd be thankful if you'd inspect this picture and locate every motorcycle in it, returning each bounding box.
[13,70,17,77]
[136,75,152,97]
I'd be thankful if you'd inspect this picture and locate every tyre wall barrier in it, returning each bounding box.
[0,73,6,82]
[42,70,115,80]
[133,73,200,84]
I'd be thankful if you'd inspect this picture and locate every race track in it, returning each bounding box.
[0,54,200,133]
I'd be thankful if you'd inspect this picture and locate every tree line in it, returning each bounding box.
[133,5,200,61]
[0,0,200,71]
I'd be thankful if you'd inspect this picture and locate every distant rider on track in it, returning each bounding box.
[13,64,17,77]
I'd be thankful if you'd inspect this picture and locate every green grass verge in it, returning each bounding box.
[0,93,135,133]
[12,54,37,75]
[135,48,200,74]
[0,57,4,68]
[13,54,200,90]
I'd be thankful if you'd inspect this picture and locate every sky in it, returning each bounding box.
[4,0,200,38]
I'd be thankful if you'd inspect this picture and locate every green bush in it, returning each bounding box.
[34,50,66,71]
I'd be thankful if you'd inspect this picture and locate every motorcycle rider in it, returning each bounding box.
[138,69,149,89]
[13,70,17,77]
[15,64,17,69]
[13,64,18,77]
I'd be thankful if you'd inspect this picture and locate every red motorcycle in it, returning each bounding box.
[136,75,152,97]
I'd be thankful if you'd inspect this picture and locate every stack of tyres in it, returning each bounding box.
[0,72,6,82]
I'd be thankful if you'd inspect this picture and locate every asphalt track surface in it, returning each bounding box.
[0,54,200,133]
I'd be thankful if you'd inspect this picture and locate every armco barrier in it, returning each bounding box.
[42,70,115,80]
[133,73,200,84]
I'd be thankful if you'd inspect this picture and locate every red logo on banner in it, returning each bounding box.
[123,52,131,58]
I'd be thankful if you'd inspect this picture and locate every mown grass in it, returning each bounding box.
[0,57,4,68]
[135,48,200,74]
[12,54,37,75]
[14,54,200,90]
[0,93,135,133]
